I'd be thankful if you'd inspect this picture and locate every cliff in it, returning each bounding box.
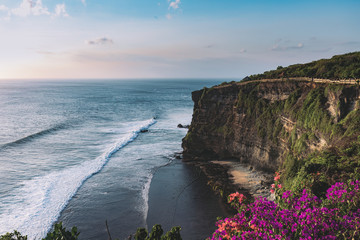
[182,80,360,179]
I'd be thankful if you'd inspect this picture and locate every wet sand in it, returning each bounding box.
[211,161,273,199]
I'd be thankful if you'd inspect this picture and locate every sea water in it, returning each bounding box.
[0,79,223,239]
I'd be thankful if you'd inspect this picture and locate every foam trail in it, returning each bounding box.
[141,174,153,228]
[0,118,156,239]
[0,123,69,150]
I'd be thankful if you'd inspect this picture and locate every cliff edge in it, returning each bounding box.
[182,80,360,176]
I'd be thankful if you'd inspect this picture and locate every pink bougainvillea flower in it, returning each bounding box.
[274,172,281,181]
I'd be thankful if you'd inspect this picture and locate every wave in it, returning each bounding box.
[0,123,69,150]
[0,118,157,239]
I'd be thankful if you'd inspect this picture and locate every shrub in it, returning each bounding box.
[134,225,182,240]
[209,178,360,240]
[1,223,181,240]
[0,231,27,240]
[43,222,79,240]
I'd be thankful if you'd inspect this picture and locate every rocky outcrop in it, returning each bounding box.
[182,80,360,172]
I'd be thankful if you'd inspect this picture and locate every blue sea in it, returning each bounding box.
[0,79,225,239]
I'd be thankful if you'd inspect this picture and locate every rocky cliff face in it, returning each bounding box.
[182,81,360,172]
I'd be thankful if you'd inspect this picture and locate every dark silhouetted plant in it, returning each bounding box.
[133,225,181,240]
[42,222,79,240]
[0,231,27,240]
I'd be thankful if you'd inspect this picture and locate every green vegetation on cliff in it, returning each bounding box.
[236,82,360,196]
[284,137,360,198]
[279,87,360,196]
[235,82,359,144]
[244,51,360,80]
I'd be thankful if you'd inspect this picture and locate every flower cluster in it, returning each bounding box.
[209,180,360,240]
[228,192,247,211]
[274,172,280,181]
[270,172,282,194]
[325,180,360,213]
[228,192,246,204]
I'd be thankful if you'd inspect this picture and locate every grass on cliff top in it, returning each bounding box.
[244,51,360,81]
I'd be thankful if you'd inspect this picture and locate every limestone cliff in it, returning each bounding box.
[182,80,360,173]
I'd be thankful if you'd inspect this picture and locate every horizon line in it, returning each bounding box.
[0,77,244,81]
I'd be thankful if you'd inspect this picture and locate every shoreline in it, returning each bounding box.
[188,160,273,202]
[145,154,274,238]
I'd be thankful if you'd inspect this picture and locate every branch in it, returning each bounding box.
[105,220,112,240]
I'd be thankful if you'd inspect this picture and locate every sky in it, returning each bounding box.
[0,0,359,79]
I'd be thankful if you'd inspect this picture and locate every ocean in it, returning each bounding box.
[0,79,227,239]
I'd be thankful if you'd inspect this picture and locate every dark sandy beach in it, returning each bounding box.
[146,159,232,239]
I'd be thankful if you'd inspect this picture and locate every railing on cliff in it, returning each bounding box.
[238,77,360,85]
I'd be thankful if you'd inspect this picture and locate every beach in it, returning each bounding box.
[211,161,273,199]
[146,157,273,239]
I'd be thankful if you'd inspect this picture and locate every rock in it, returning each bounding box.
[182,81,359,172]
[177,124,190,129]
[174,152,182,159]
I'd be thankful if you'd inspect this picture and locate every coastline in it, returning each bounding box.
[146,156,273,239]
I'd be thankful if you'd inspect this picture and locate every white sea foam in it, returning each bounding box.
[141,174,153,228]
[152,108,192,131]
[0,118,156,239]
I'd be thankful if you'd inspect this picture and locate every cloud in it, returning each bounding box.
[0,0,70,19]
[81,0,86,6]
[54,4,69,17]
[294,43,304,49]
[86,37,114,45]
[0,4,10,20]
[11,0,50,17]
[168,0,181,10]
[272,42,304,51]
[0,5,8,11]
[166,0,181,19]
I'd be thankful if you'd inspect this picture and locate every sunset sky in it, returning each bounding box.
[0,0,359,79]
